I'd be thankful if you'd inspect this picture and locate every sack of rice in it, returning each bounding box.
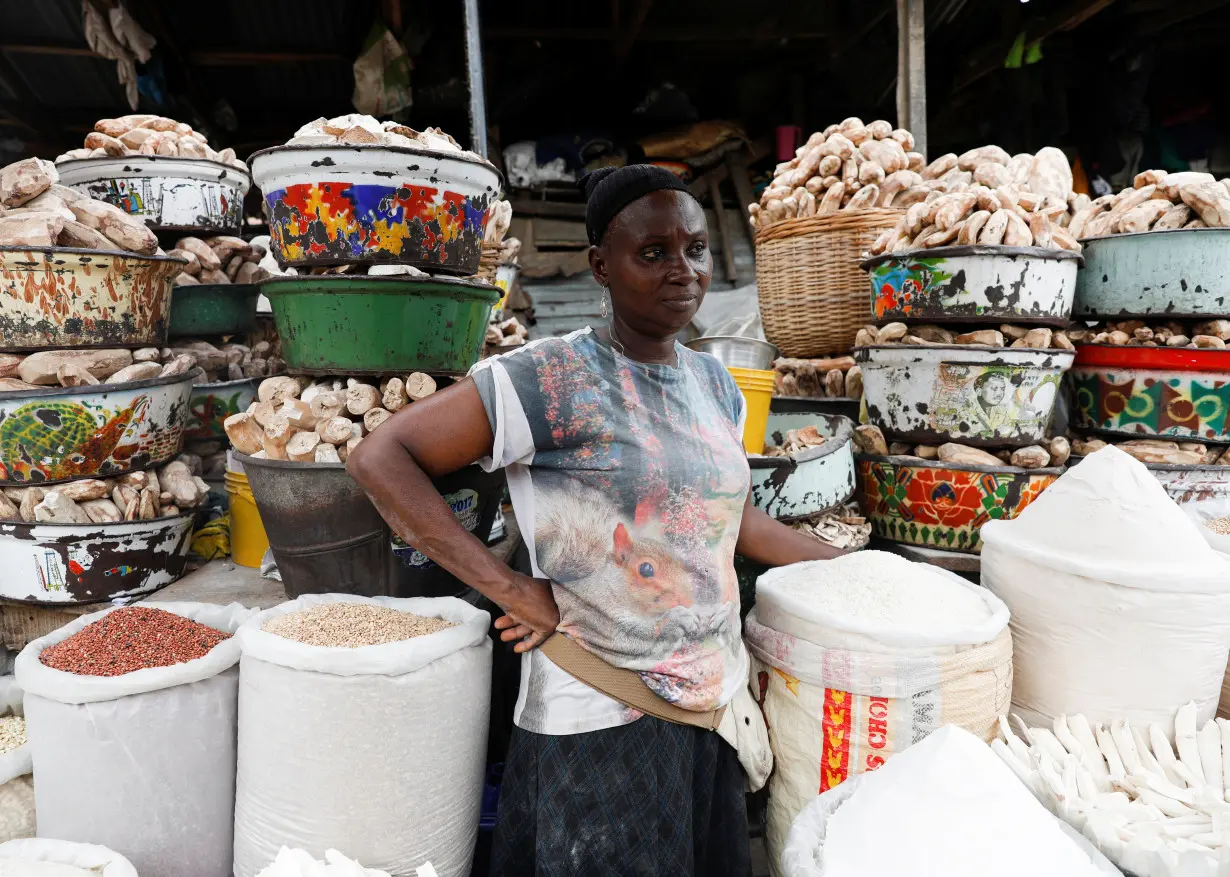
[981,445,1230,732]
[232,595,491,877]
[14,603,254,877]
[0,838,137,876]
[744,551,1011,873]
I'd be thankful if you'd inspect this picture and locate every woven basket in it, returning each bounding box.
[755,209,904,357]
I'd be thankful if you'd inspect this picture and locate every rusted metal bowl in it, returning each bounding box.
[56,155,252,233]
[249,144,503,274]
[862,245,1082,326]
[855,344,1075,448]
[0,369,200,486]
[0,246,186,351]
[0,513,193,604]
[750,412,855,520]
[1074,228,1230,319]
[185,376,260,443]
[856,453,1061,554]
[1069,344,1230,443]
[1068,452,1230,505]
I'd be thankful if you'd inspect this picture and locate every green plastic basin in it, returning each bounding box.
[169,283,259,337]
[260,274,500,375]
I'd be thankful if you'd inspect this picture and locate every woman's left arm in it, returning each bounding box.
[735,498,848,564]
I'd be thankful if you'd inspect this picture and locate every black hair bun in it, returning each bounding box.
[578,167,618,201]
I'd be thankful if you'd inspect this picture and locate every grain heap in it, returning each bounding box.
[224,373,440,464]
[0,157,159,253]
[39,606,229,676]
[55,113,249,170]
[0,458,210,524]
[0,718,24,756]
[262,602,455,648]
[1075,170,1230,236]
[996,704,1230,874]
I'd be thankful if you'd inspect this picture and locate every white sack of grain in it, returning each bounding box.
[744,551,1011,875]
[982,445,1230,734]
[232,594,491,877]
[778,726,1118,877]
[0,838,138,876]
[16,602,253,877]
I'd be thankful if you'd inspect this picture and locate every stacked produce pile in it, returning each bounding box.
[0,157,156,252]
[0,345,196,392]
[773,355,861,399]
[789,505,871,551]
[761,424,833,457]
[855,320,1076,350]
[0,459,210,524]
[996,704,1230,874]
[748,118,923,227]
[1070,435,1230,467]
[1074,170,1230,236]
[485,315,529,352]
[169,235,271,286]
[55,113,249,170]
[224,373,439,464]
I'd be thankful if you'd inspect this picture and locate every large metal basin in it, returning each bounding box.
[857,454,1061,554]
[0,369,199,486]
[855,344,1074,447]
[238,455,505,599]
[261,274,500,375]
[0,513,192,603]
[169,283,259,337]
[56,155,251,233]
[750,412,855,520]
[185,376,260,443]
[685,336,779,371]
[0,247,185,350]
[863,245,1081,325]
[1069,344,1230,443]
[250,144,503,274]
[1074,228,1230,318]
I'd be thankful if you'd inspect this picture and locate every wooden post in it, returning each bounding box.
[707,175,738,286]
[896,0,927,158]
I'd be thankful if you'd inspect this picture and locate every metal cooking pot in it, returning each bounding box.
[685,336,779,371]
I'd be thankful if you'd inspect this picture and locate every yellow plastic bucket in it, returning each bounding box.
[728,366,775,455]
[224,471,269,568]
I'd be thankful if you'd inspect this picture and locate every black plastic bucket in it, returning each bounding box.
[238,454,506,599]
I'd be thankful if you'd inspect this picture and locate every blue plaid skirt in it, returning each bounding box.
[490,716,751,877]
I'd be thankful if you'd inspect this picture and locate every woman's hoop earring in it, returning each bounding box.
[600,287,609,319]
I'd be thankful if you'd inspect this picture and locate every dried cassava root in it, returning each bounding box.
[1070,319,1230,351]
[1070,435,1230,467]
[773,356,860,399]
[0,457,211,525]
[224,373,442,464]
[57,114,248,171]
[852,424,1069,469]
[852,322,1072,350]
[1075,171,1230,237]
[169,235,271,287]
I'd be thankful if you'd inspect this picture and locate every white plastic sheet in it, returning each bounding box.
[233,594,492,877]
[15,602,254,877]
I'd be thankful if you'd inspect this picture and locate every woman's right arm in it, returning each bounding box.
[347,377,559,651]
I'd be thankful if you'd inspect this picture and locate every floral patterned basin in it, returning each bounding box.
[857,454,1060,553]
[862,245,1080,326]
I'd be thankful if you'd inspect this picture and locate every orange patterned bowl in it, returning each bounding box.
[856,453,1061,554]
[0,246,186,351]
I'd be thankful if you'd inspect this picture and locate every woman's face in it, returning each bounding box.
[591,189,713,338]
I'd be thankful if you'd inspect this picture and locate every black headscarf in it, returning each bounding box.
[578,164,692,245]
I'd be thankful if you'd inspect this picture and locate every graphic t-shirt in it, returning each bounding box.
[470,327,751,735]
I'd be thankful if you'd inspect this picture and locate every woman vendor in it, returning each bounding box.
[349,164,845,877]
